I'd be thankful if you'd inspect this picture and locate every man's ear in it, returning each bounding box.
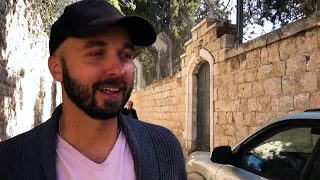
[48,56,63,83]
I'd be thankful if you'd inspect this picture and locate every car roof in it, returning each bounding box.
[231,111,320,150]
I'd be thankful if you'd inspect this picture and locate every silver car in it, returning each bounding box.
[186,110,320,180]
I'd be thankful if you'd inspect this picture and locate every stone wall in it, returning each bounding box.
[0,0,62,140]
[131,12,320,156]
[213,13,320,147]
[130,73,187,149]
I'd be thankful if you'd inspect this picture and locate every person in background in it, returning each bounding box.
[0,0,187,179]
[122,101,139,119]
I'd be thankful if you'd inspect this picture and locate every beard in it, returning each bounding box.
[61,58,133,120]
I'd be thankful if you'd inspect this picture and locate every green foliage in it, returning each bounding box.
[108,0,122,11]
[244,0,317,29]
[125,0,229,85]
[126,0,204,85]
[26,0,71,36]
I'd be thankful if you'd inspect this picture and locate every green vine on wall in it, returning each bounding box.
[25,0,71,36]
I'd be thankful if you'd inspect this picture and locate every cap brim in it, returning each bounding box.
[71,16,157,46]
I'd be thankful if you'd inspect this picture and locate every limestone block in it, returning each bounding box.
[212,38,221,51]
[214,75,223,87]
[279,96,294,111]
[246,49,261,69]
[226,46,245,60]
[244,69,257,83]
[234,71,245,84]
[257,97,271,111]
[271,97,280,111]
[251,82,264,98]
[294,93,310,110]
[296,29,319,53]
[221,34,236,49]
[254,112,276,126]
[308,50,320,70]
[257,64,273,80]
[219,136,229,146]
[249,126,260,134]
[243,112,252,126]
[260,48,269,65]
[235,126,250,142]
[225,125,235,136]
[228,137,238,147]
[213,88,218,101]
[276,112,288,118]
[215,100,223,111]
[239,99,247,111]
[268,43,280,63]
[264,78,282,96]
[228,85,238,100]
[231,100,240,111]
[218,48,227,62]
[282,74,300,94]
[214,136,220,147]
[274,61,285,77]
[215,62,228,75]
[227,57,240,73]
[221,74,234,86]
[213,63,219,76]
[279,37,298,60]
[217,87,229,100]
[299,71,317,92]
[192,30,198,42]
[217,112,226,125]
[203,32,210,46]
[238,83,253,98]
[208,28,218,42]
[200,23,207,37]
[286,55,307,74]
[248,98,257,111]
[239,55,247,70]
[222,100,231,112]
[226,112,233,124]
[310,92,320,108]
[186,43,193,55]
[233,112,243,126]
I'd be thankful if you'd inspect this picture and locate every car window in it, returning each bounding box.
[239,127,320,180]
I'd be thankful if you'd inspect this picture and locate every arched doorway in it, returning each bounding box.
[196,62,210,151]
[184,49,215,154]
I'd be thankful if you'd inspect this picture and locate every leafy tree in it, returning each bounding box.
[125,0,204,85]
[244,0,317,29]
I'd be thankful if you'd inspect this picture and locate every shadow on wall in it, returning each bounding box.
[0,0,19,141]
[50,79,57,115]
[0,66,18,141]
[33,77,45,127]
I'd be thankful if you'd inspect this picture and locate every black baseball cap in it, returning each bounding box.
[49,0,157,56]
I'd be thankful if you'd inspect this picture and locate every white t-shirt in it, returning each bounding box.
[56,131,136,180]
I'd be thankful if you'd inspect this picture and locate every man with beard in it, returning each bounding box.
[0,0,187,179]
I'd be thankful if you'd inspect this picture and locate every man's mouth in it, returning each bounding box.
[98,87,121,93]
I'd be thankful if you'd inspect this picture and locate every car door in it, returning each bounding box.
[214,119,320,180]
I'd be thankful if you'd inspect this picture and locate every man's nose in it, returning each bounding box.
[102,53,125,78]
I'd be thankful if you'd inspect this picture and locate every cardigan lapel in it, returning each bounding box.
[118,113,142,180]
[39,104,61,180]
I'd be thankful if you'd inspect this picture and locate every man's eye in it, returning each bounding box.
[89,51,104,56]
[121,54,133,60]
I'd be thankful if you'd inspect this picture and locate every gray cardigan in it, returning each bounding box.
[0,104,187,180]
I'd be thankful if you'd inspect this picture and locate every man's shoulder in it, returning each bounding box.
[125,116,182,148]
[0,123,43,153]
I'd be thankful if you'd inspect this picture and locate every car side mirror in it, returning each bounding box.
[210,146,233,164]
